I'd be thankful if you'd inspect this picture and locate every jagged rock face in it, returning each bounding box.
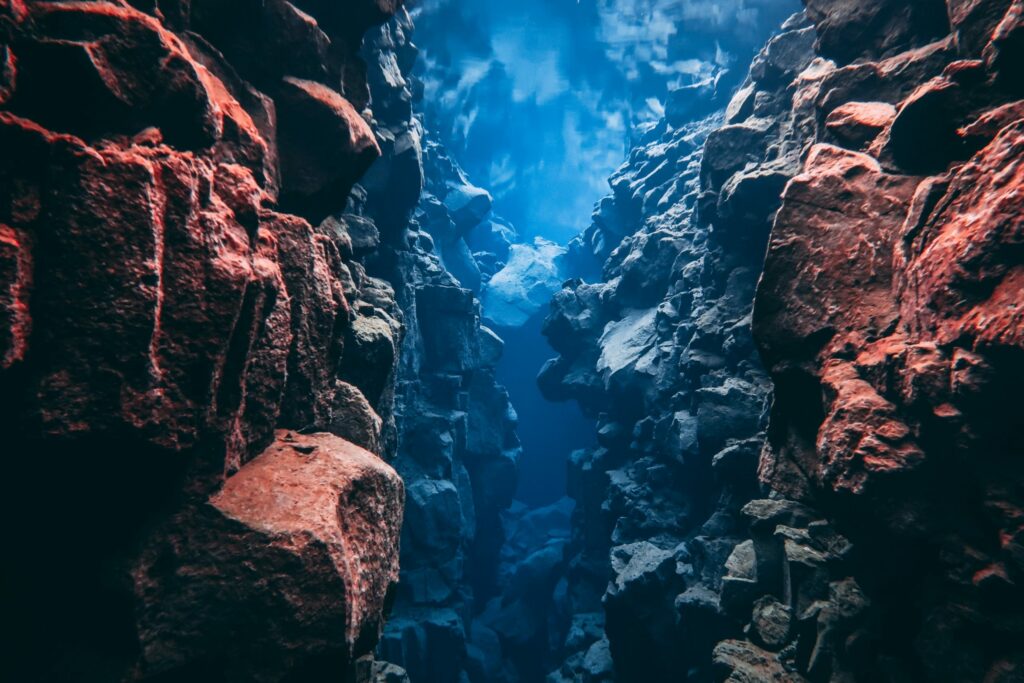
[0,1,407,680]
[373,180,523,682]
[713,0,1024,680]
[352,12,529,683]
[135,431,403,682]
[541,1,1024,680]
[537,12,815,674]
[481,238,567,329]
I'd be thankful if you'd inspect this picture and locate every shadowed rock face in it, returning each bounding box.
[537,12,807,675]
[347,12,530,683]
[0,1,407,680]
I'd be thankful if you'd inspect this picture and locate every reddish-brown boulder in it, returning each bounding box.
[277,76,380,221]
[753,144,920,366]
[814,36,957,122]
[896,120,1024,349]
[7,2,222,146]
[133,430,404,681]
[958,98,1024,146]
[879,73,996,172]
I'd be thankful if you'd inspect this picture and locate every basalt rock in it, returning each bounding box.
[538,12,814,680]
[1,1,407,680]
[542,1,1024,680]
[803,0,951,65]
[354,12,529,683]
[720,0,1024,680]
[134,431,404,682]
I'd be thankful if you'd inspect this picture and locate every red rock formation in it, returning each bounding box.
[0,1,405,680]
[134,431,403,682]
[745,0,1024,678]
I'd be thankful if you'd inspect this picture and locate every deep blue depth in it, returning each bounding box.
[413,0,801,507]
[494,315,596,506]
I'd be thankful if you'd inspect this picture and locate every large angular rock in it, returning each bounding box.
[7,2,221,147]
[277,77,380,221]
[896,120,1024,348]
[803,0,951,64]
[481,238,566,328]
[133,431,404,680]
[603,542,685,679]
[444,180,492,232]
[330,380,385,454]
[825,101,897,149]
[754,144,920,367]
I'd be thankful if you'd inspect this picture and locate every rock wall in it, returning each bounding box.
[540,1,1024,681]
[718,1,1024,680]
[537,12,816,675]
[0,1,408,680]
[353,11,526,683]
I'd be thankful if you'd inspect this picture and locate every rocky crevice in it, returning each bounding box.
[2,0,1023,681]
[348,12,526,683]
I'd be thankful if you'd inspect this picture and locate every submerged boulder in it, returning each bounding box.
[481,238,567,328]
[134,431,404,680]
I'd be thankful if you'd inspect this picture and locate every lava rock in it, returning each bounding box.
[824,101,897,149]
[803,0,952,65]
[276,76,380,221]
[134,431,403,680]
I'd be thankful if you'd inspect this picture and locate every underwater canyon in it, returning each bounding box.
[1,0,1023,682]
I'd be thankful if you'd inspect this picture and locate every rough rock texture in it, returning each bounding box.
[731,0,1024,680]
[135,431,403,682]
[537,14,821,680]
[541,1,1024,680]
[0,1,408,680]
[350,12,528,683]
[481,238,567,329]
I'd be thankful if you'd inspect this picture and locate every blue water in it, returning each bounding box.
[493,314,596,506]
